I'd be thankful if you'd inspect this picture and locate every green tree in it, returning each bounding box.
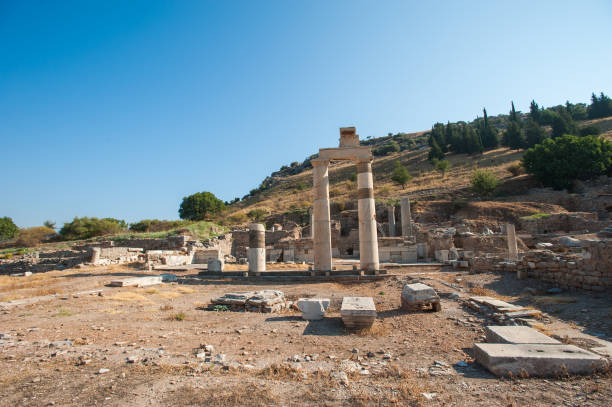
[509,101,519,122]
[391,162,412,189]
[503,121,526,149]
[524,119,547,148]
[428,138,445,162]
[43,220,56,230]
[587,92,612,119]
[178,191,226,221]
[463,124,483,154]
[59,217,127,240]
[434,159,451,177]
[246,208,267,221]
[479,108,499,149]
[551,109,577,139]
[522,135,612,190]
[470,169,499,198]
[0,217,18,240]
[529,100,541,124]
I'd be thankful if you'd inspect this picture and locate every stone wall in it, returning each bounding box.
[518,212,601,235]
[518,240,612,291]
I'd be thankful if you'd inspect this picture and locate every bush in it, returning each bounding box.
[507,163,524,177]
[522,135,612,190]
[434,159,451,177]
[470,169,499,197]
[391,162,412,189]
[179,191,226,221]
[373,141,400,157]
[129,219,188,233]
[0,217,18,240]
[16,226,57,247]
[59,217,127,241]
[247,208,267,221]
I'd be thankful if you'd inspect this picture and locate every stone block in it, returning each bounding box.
[401,283,441,311]
[109,276,162,287]
[341,297,377,329]
[473,343,607,377]
[207,258,224,272]
[485,326,560,345]
[296,298,330,320]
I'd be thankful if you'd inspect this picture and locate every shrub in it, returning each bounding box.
[129,219,188,233]
[391,162,412,189]
[0,217,18,240]
[434,159,451,177]
[16,226,57,247]
[59,217,127,240]
[507,163,524,177]
[247,208,267,221]
[373,141,400,157]
[227,213,248,224]
[179,191,225,221]
[295,182,307,191]
[470,169,499,197]
[522,135,612,190]
[349,172,357,182]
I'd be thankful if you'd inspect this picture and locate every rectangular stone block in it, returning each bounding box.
[341,297,377,329]
[109,276,163,287]
[474,343,607,377]
[485,326,560,345]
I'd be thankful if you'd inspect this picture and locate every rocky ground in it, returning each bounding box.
[0,264,610,406]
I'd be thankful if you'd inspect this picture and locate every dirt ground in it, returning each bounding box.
[0,264,610,407]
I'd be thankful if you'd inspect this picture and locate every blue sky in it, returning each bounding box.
[1,1,611,227]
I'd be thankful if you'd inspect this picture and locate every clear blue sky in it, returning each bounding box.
[1,1,611,228]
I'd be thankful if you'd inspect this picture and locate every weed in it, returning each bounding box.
[53,308,73,317]
[159,304,173,311]
[172,312,186,321]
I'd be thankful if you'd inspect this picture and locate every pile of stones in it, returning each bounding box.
[208,290,290,313]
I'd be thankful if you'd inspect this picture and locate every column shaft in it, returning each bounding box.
[248,223,266,272]
[312,160,332,271]
[400,197,412,238]
[357,160,379,271]
[388,206,396,237]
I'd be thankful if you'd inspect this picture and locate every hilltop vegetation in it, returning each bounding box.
[221,92,612,223]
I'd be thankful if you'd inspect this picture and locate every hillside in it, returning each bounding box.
[225,116,612,224]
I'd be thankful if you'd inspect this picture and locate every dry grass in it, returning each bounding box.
[169,383,278,407]
[176,286,195,294]
[158,291,181,299]
[258,363,304,381]
[355,321,391,337]
[144,287,159,294]
[105,291,153,303]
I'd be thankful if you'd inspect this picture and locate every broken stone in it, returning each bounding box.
[296,298,330,320]
[401,283,441,311]
[341,297,377,329]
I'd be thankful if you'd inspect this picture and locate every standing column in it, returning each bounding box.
[310,207,314,240]
[506,223,518,261]
[388,205,396,237]
[400,197,412,238]
[357,159,380,271]
[312,159,332,271]
[248,223,266,273]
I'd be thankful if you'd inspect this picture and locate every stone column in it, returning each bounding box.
[310,207,314,240]
[312,159,332,271]
[248,223,266,273]
[388,205,396,237]
[400,197,412,238]
[506,223,518,261]
[357,159,379,271]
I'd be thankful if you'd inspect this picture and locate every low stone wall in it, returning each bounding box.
[518,212,601,235]
[518,240,612,291]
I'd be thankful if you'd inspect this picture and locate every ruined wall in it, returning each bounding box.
[518,212,601,235]
[518,240,612,291]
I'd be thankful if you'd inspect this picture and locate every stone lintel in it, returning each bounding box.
[318,146,372,162]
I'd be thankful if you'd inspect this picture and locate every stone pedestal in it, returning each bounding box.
[357,159,379,271]
[400,197,412,238]
[207,258,224,272]
[248,223,266,273]
[341,296,377,329]
[388,205,396,237]
[312,159,332,271]
[90,247,101,264]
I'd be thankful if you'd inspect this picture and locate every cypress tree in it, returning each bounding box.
[480,108,499,149]
[524,119,546,147]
